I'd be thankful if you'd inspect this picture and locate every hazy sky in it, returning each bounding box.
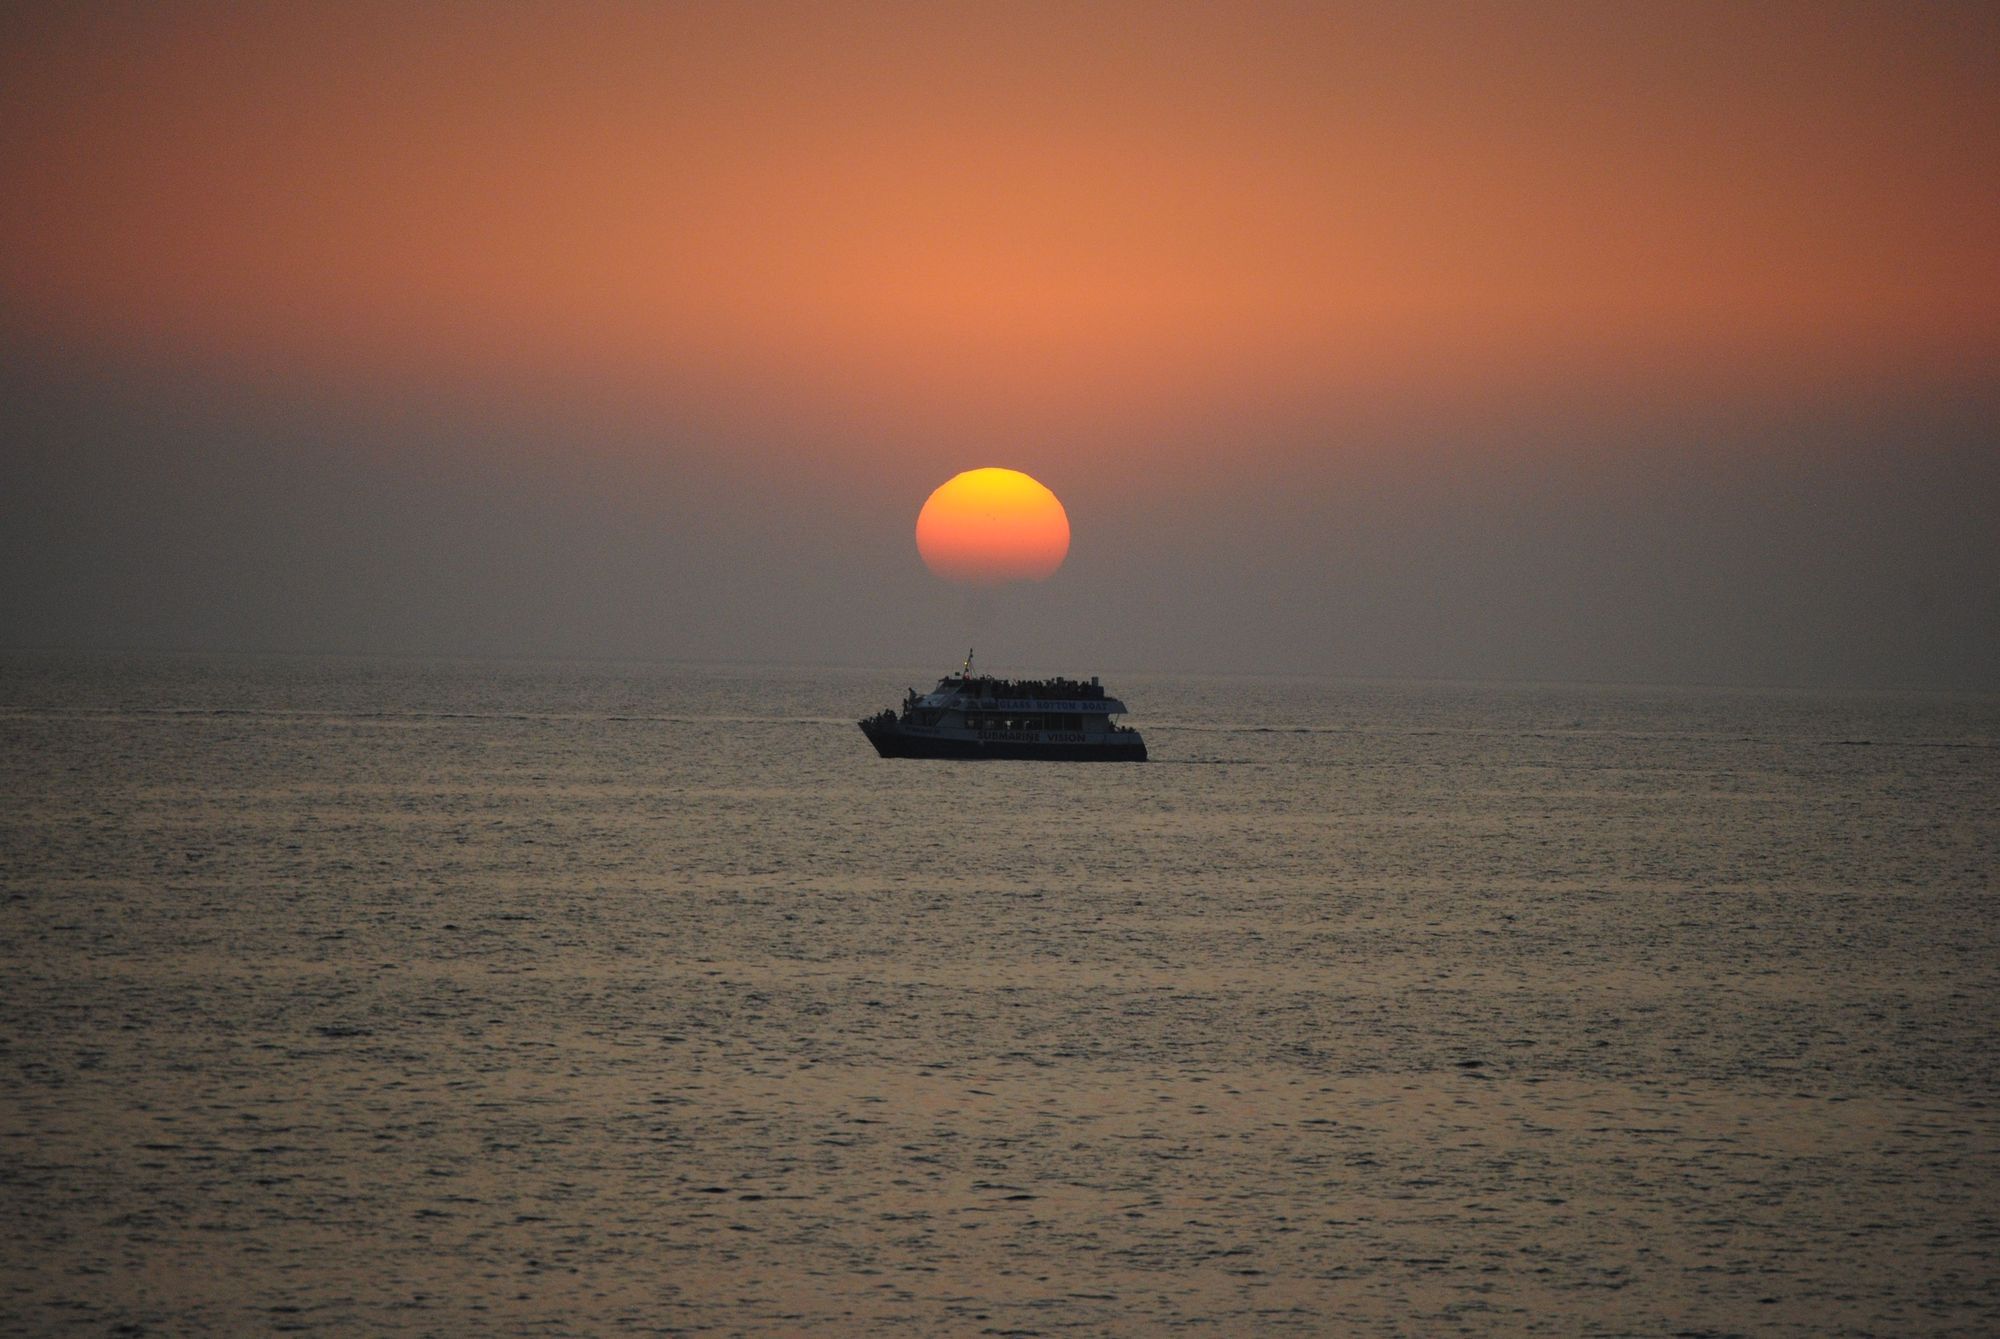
[2,1,1994,688]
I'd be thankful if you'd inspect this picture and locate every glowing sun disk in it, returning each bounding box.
[916,468,1070,584]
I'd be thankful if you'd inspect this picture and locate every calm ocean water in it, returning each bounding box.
[2,652,1995,1336]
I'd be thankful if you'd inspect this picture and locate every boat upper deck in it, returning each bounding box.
[920,674,1128,715]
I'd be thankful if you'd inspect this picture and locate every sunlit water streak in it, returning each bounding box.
[2,653,1995,1336]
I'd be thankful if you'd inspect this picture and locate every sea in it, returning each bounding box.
[1,652,1995,1337]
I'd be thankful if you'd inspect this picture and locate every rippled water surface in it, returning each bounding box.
[2,653,1996,1336]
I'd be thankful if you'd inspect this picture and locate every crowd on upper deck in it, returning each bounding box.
[957,675,1105,700]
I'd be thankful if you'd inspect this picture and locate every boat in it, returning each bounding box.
[859,651,1147,761]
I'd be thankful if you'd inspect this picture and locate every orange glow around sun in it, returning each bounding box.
[916,469,1070,585]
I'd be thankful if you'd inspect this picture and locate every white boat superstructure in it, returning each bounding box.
[860,651,1146,761]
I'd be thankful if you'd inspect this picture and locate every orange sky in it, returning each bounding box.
[0,0,1992,471]
[1,3,1996,685]
[2,1,1994,451]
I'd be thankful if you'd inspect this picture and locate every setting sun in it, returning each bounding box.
[915,467,1070,585]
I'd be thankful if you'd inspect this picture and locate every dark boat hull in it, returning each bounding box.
[860,719,1146,762]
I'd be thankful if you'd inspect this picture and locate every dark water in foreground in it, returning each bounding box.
[2,653,1995,1336]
